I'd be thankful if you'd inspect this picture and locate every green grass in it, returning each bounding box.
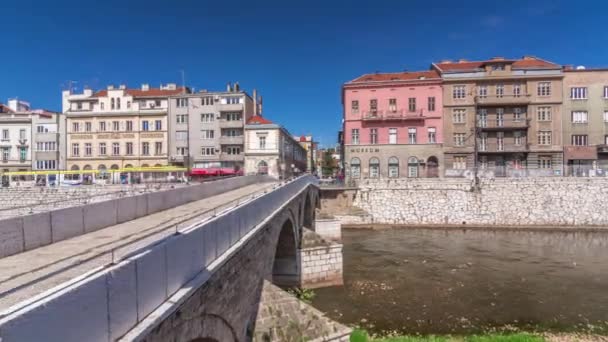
[350,330,545,342]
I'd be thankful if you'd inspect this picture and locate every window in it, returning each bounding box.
[85,122,91,132]
[496,108,504,127]
[350,158,361,179]
[370,128,378,144]
[126,121,133,131]
[176,115,188,124]
[155,100,161,107]
[604,111,608,123]
[85,143,92,156]
[99,121,106,132]
[19,147,27,161]
[389,128,397,144]
[407,157,418,178]
[497,132,504,151]
[514,131,525,146]
[201,113,215,122]
[112,121,119,131]
[37,126,45,133]
[370,99,377,114]
[428,97,435,111]
[112,142,120,155]
[2,129,8,140]
[538,131,552,145]
[155,142,162,155]
[142,121,149,131]
[111,98,115,110]
[369,157,380,178]
[155,120,162,130]
[1,147,8,161]
[142,142,150,155]
[478,85,487,98]
[496,84,504,98]
[479,156,488,169]
[352,100,359,114]
[259,136,266,149]
[513,83,522,97]
[19,129,26,140]
[570,87,588,100]
[478,109,488,127]
[492,64,505,71]
[514,107,523,121]
[202,97,214,106]
[127,101,131,109]
[428,127,436,143]
[224,129,241,137]
[176,131,188,140]
[604,86,608,99]
[571,135,588,146]
[72,122,80,132]
[388,98,397,113]
[36,160,56,170]
[479,133,487,151]
[100,102,104,110]
[176,98,188,107]
[202,130,215,139]
[453,109,466,123]
[453,85,466,99]
[408,127,417,144]
[225,112,241,121]
[539,156,552,169]
[453,156,466,169]
[351,129,359,144]
[223,97,241,104]
[537,82,551,96]
[537,107,552,121]
[454,133,466,146]
[201,147,215,156]
[388,157,399,178]
[176,147,187,156]
[571,111,588,123]
[36,142,57,151]
[99,143,106,155]
[116,98,121,110]
[126,142,133,155]
[76,102,83,110]
[226,146,241,155]
[72,143,79,156]
[408,98,416,112]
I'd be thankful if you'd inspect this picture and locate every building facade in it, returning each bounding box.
[62,84,186,176]
[168,84,259,174]
[342,71,444,181]
[434,56,564,177]
[0,102,32,173]
[244,115,307,179]
[562,68,608,176]
[296,135,316,173]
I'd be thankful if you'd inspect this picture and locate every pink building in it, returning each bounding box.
[342,70,444,180]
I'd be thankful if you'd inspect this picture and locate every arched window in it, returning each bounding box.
[257,160,268,175]
[110,164,119,170]
[70,165,79,171]
[427,156,439,178]
[369,157,380,178]
[68,165,80,180]
[124,164,133,169]
[408,157,419,178]
[350,157,361,179]
[388,157,399,178]
[83,165,92,170]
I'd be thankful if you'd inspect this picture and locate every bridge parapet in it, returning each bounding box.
[0,175,319,342]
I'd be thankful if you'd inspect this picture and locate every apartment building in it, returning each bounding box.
[296,135,316,173]
[562,68,608,176]
[62,84,187,176]
[433,56,564,177]
[168,83,259,174]
[243,115,307,179]
[342,70,444,180]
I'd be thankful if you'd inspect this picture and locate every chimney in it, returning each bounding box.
[162,83,177,90]
[253,89,258,116]
[141,84,149,91]
[226,82,232,92]
[259,95,263,115]
[234,82,240,92]
[119,84,126,90]
[491,56,505,61]
[458,59,468,63]
[83,88,93,96]
[107,85,115,90]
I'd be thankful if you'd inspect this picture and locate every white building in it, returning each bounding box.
[244,115,307,179]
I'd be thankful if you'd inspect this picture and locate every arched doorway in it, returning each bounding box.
[388,157,399,178]
[350,157,360,179]
[408,157,419,178]
[67,165,80,181]
[257,160,268,175]
[110,164,120,184]
[427,156,439,178]
[369,157,380,178]
[98,164,108,180]
[82,165,93,184]
[272,219,298,286]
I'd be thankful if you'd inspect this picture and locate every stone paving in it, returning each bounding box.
[0,181,276,312]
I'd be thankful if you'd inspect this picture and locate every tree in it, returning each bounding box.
[321,149,337,177]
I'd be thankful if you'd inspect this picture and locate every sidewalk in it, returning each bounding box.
[0,181,276,312]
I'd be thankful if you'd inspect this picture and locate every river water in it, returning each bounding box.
[311,228,608,335]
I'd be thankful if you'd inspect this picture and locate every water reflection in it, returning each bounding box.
[311,228,608,335]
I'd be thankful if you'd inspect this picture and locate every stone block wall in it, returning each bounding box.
[353,178,608,226]
[300,245,344,289]
[314,219,342,241]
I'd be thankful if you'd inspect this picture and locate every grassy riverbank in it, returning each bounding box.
[349,329,608,342]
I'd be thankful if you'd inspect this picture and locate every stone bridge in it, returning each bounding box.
[0,175,349,342]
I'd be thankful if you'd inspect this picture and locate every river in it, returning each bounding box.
[311,228,608,335]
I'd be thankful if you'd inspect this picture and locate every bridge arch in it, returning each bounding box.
[165,312,237,342]
[272,216,299,286]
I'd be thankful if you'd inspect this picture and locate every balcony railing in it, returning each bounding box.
[478,142,530,153]
[219,153,244,161]
[219,136,244,145]
[477,118,530,130]
[362,109,430,121]
[219,120,243,128]
[475,94,531,105]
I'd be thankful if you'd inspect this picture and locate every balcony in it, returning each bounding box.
[219,136,244,145]
[219,153,244,161]
[478,143,530,154]
[218,103,244,112]
[219,120,243,128]
[477,118,529,130]
[362,109,432,122]
[475,94,531,105]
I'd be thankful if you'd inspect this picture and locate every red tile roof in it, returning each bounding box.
[299,136,308,142]
[349,70,440,84]
[246,115,273,125]
[433,56,560,72]
[0,104,14,113]
[92,87,188,98]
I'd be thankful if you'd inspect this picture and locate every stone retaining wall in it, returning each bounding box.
[300,244,344,289]
[353,178,608,226]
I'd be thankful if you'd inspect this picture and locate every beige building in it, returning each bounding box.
[562,68,608,176]
[433,56,564,177]
[62,84,187,177]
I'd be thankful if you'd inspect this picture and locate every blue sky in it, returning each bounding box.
[1,0,608,147]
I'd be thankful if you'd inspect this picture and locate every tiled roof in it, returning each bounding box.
[434,56,560,72]
[299,136,308,142]
[246,115,273,125]
[92,87,188,98]
[0,104,14,113]
[348,70,440,83]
